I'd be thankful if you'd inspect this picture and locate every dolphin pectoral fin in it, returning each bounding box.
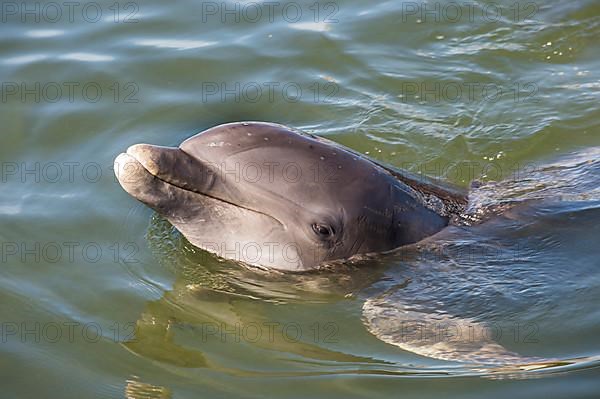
[362,296,544,367]
[123,312,207,368]
[229,300,383,365]
[125,378,172,399]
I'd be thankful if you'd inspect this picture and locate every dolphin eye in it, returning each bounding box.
[312,223,334,238]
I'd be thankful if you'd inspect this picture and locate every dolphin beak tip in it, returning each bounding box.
[114,152,141,188]
[125,144,161,176]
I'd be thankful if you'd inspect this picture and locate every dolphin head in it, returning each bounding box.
[115,122,449,270]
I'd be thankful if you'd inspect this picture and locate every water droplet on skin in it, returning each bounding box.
[264,137,269,141]
[320,156,325,161]
[247,133,252,136]
[337,165,342,169]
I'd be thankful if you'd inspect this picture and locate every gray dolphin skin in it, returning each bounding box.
[115,122,467,271]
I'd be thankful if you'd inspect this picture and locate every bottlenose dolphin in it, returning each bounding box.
[115,122,467,270]
[114,124,600,370]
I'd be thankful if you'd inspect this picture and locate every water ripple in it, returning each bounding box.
[24,29,65,38]
[133,39,218,50]
[58,52,115,62]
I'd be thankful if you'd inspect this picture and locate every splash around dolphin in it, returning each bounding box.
[115,122,467,271]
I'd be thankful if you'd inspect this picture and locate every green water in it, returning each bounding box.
[1,0,600,397]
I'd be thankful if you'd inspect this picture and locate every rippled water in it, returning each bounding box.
[1,0,599,397]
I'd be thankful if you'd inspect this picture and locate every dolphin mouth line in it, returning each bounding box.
[121,149,286,229]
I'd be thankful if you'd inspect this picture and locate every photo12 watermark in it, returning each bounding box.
[1,161,105,183]
[1,81,140,104]
[0,241,140,264]
[181,320,339,344]
[199,1,339,24]
[397,81,539,104]
[0,159,545,188]
[0,320,340,345]
[400,2,539,23]
[0,321,137,343]
[197,81,339,104]
[1,2,140,24]
[392,320,540,345]
[391,160,543,183]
